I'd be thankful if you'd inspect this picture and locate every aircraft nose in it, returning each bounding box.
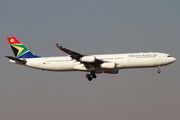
[172,57,176,63]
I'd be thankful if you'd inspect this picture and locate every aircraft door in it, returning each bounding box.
[155,54,163,65]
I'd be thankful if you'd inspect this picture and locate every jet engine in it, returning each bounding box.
[80,56,95,63]
[100,62,116,69]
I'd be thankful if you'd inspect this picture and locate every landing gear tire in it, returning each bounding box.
[86,71,97,81]
[88,77,92,81]
[91,71,97,79]
[157,70,161,74]
[157,66,161,74]
[86,74,90,78]
[92,74,97,78]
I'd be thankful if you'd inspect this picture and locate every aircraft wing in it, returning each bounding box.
[55,43,104,64]
[55,43,83,60]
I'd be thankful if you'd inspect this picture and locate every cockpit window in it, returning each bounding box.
[167,55,171,57]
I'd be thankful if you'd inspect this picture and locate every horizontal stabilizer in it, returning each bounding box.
[5,56,27,64]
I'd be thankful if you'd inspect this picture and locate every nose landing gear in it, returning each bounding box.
[86,71,97,81]
[157,66,161,74]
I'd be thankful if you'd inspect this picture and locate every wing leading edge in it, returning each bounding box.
[55,43,83,60]
[55,43,104,65]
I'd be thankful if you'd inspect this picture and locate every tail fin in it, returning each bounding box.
[7,37,40,58]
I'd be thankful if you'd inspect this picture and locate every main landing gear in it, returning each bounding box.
[157,66,161,74]
[86,71,97,81]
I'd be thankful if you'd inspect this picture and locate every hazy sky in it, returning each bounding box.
[0,0,180,120]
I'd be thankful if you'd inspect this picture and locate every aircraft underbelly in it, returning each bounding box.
[26,60,77,71]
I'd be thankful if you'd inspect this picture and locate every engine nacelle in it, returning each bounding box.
[100,62,116,69]
[104,70,118,74]
[80,56,95,63]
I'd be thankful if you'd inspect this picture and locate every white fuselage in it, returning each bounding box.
[10,52,176,72]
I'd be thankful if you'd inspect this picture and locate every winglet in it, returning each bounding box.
[55,43,63,48]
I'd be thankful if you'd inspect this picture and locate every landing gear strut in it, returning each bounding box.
[86,71,97,81]
[157,66,161,74]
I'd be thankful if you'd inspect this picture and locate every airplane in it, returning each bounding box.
[5,37,176,81]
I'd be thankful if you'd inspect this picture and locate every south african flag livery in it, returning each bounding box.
[7,37,40,58]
